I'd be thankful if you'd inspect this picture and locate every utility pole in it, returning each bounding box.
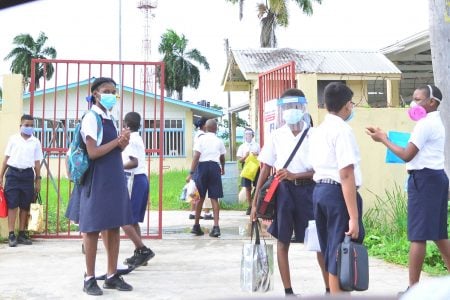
[224,38,234,160]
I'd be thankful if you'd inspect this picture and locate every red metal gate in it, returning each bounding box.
[28,59,164,239]
[257,61,296,146]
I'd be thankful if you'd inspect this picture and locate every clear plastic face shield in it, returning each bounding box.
[276,96,308,131]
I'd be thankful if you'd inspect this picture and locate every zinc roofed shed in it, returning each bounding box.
[222,48,402,133]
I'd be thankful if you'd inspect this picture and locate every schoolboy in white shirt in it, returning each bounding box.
[121,112,155,268]
[186,119,226,237]
[0,114,43,247]
[367,85,450,290]
[309,82,365,295]
[251,88,328,296]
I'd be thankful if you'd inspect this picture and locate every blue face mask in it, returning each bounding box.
[345,110,355,122]
[21,126,34,136]
[99,94,117,110]
[282,109,304,125]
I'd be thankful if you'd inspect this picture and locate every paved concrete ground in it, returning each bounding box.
[0,210,430,299]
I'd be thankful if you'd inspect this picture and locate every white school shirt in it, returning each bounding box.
[193,129,205,148]
[258,123,312,173]
[80,105,114,144]
[236,141,260,158]
[309,114,362,186]
[193,132,226,164]
[122,132,147,175]
[5,133,44,169]
[406,111,445,171]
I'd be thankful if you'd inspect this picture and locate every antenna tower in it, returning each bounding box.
[137,0,157,92]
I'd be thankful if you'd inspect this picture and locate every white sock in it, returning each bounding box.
[84,275,94,281]
[107,273,115,279]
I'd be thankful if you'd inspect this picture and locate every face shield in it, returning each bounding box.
[276,96,308,131]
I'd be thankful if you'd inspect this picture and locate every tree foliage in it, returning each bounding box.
[158,29,210,99]
[226,0,322,48]
[4,32,57,90]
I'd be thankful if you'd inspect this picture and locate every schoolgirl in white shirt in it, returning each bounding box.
[367,85,450,289]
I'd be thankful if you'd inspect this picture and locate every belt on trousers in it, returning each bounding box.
[317,178,360,190]
[317,178,341,186]
[8,166,32,172]
[287,178,315,186]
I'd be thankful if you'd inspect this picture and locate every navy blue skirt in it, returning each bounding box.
[268,180,314,244]
[313,183,365,275]
[69,118,132,233]
[130,174,149,224]
[65,183,81,224]
[407,168,449,241]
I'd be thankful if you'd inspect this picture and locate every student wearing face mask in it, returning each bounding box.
[67,77,133,295]
[366,85,450,291]
[0,114,43,247]
[250,88,328,296]
[236,128,260,215]
[309,82,364,295]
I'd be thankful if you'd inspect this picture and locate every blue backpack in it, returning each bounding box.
[68,111,103,184]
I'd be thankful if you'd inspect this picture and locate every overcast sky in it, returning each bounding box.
[0,0,428,108]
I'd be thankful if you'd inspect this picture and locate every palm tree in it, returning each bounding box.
[227,0,322,48]
[158,29,210,99]
[4,32,57,90]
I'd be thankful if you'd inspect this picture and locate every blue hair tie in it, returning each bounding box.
[85,95,94,103]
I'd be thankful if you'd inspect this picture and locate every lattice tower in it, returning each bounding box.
[137,0,157,92]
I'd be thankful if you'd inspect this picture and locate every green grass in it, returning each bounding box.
[363,184,450,275]
[39,170,245,233]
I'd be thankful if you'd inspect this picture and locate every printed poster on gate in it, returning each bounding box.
[263,99,278,143]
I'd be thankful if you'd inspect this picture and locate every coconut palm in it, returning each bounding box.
[4,32,57,90]
[158,29,210,100]
[227,0,322,48]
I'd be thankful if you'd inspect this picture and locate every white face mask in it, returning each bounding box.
[282,109,304,125]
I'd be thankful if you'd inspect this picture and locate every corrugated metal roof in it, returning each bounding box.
[23,79,223,117]
[231,48,401,75]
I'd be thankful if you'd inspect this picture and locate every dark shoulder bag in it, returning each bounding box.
[256,127,309,220]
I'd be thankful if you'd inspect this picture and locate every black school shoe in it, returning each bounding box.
[191,224,204,236]
[95,267,135,281]
[209,226,221,238]
[246,206,252,215]
[17,233,32,245]
[131,246,155,268]
[203,213,214,220]
[103,274,133,291]
[8,233,18,247]
[83,277,103,296]
[189,214,204,220]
